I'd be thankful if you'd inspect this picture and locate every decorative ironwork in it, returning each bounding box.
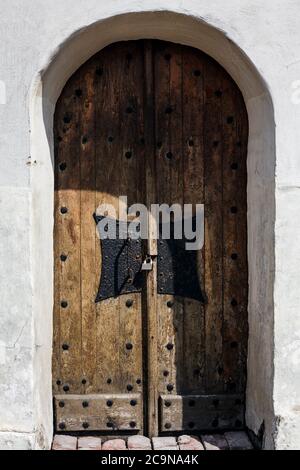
[94,215,143,302]
[157,218,204,302]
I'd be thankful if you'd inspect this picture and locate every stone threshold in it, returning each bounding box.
[52,431,253,450]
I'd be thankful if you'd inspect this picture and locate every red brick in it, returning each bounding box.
[102,439,127,450]
[127,435,152,450]
[152,437,178,450]
[78,436,102,450]
[52,435,77,450]
[178,435,204,450]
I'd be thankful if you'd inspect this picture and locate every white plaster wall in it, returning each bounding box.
[0,0,299,449]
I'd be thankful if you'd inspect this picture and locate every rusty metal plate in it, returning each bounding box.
[160,394,244,432]
[54,393,142,432]
[94,215,143,301]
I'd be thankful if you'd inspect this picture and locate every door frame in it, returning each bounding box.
[29,11,276,449]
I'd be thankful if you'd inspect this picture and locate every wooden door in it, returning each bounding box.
[53,40,248,436]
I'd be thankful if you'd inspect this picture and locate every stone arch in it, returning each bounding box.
[29,11,275,449]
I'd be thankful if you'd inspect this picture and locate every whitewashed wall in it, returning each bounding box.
[0,0,300,449]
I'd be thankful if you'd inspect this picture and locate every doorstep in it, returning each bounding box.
[52,431,253,450]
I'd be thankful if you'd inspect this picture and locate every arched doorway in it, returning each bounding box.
[53,39,248,437]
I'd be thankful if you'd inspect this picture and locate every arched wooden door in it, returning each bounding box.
[53,40,248,437]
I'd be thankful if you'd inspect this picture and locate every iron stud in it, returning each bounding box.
[59,162,67,171]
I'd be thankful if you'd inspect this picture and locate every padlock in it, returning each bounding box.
[141,255,153,271]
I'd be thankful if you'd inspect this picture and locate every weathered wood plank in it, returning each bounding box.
[118,42,144,431]
[203,56,224,394]
[54,70,83,393]
[79,61,97,394]
[182,45,205,394]
[221,75,248,394]
[54,393,142,432]
[144,40,159,437]
[160,394,244,432]
[154,41,184,401]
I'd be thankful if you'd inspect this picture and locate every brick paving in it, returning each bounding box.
[52,431,253,450]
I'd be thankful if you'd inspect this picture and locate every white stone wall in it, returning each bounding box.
[0,0,300,449]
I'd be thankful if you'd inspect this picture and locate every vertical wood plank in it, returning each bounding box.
[118,43,144,430]
[182,46,206,394]
[203,57,224,394]
[79,63,97,394]
[54,72,83,393]
[144,40,159,437]
[221,75,248,394]
[154,41,184,400]
[94,44,122,394]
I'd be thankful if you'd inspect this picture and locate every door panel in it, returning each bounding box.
[53,40,248,435]
[53,41,146,433]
